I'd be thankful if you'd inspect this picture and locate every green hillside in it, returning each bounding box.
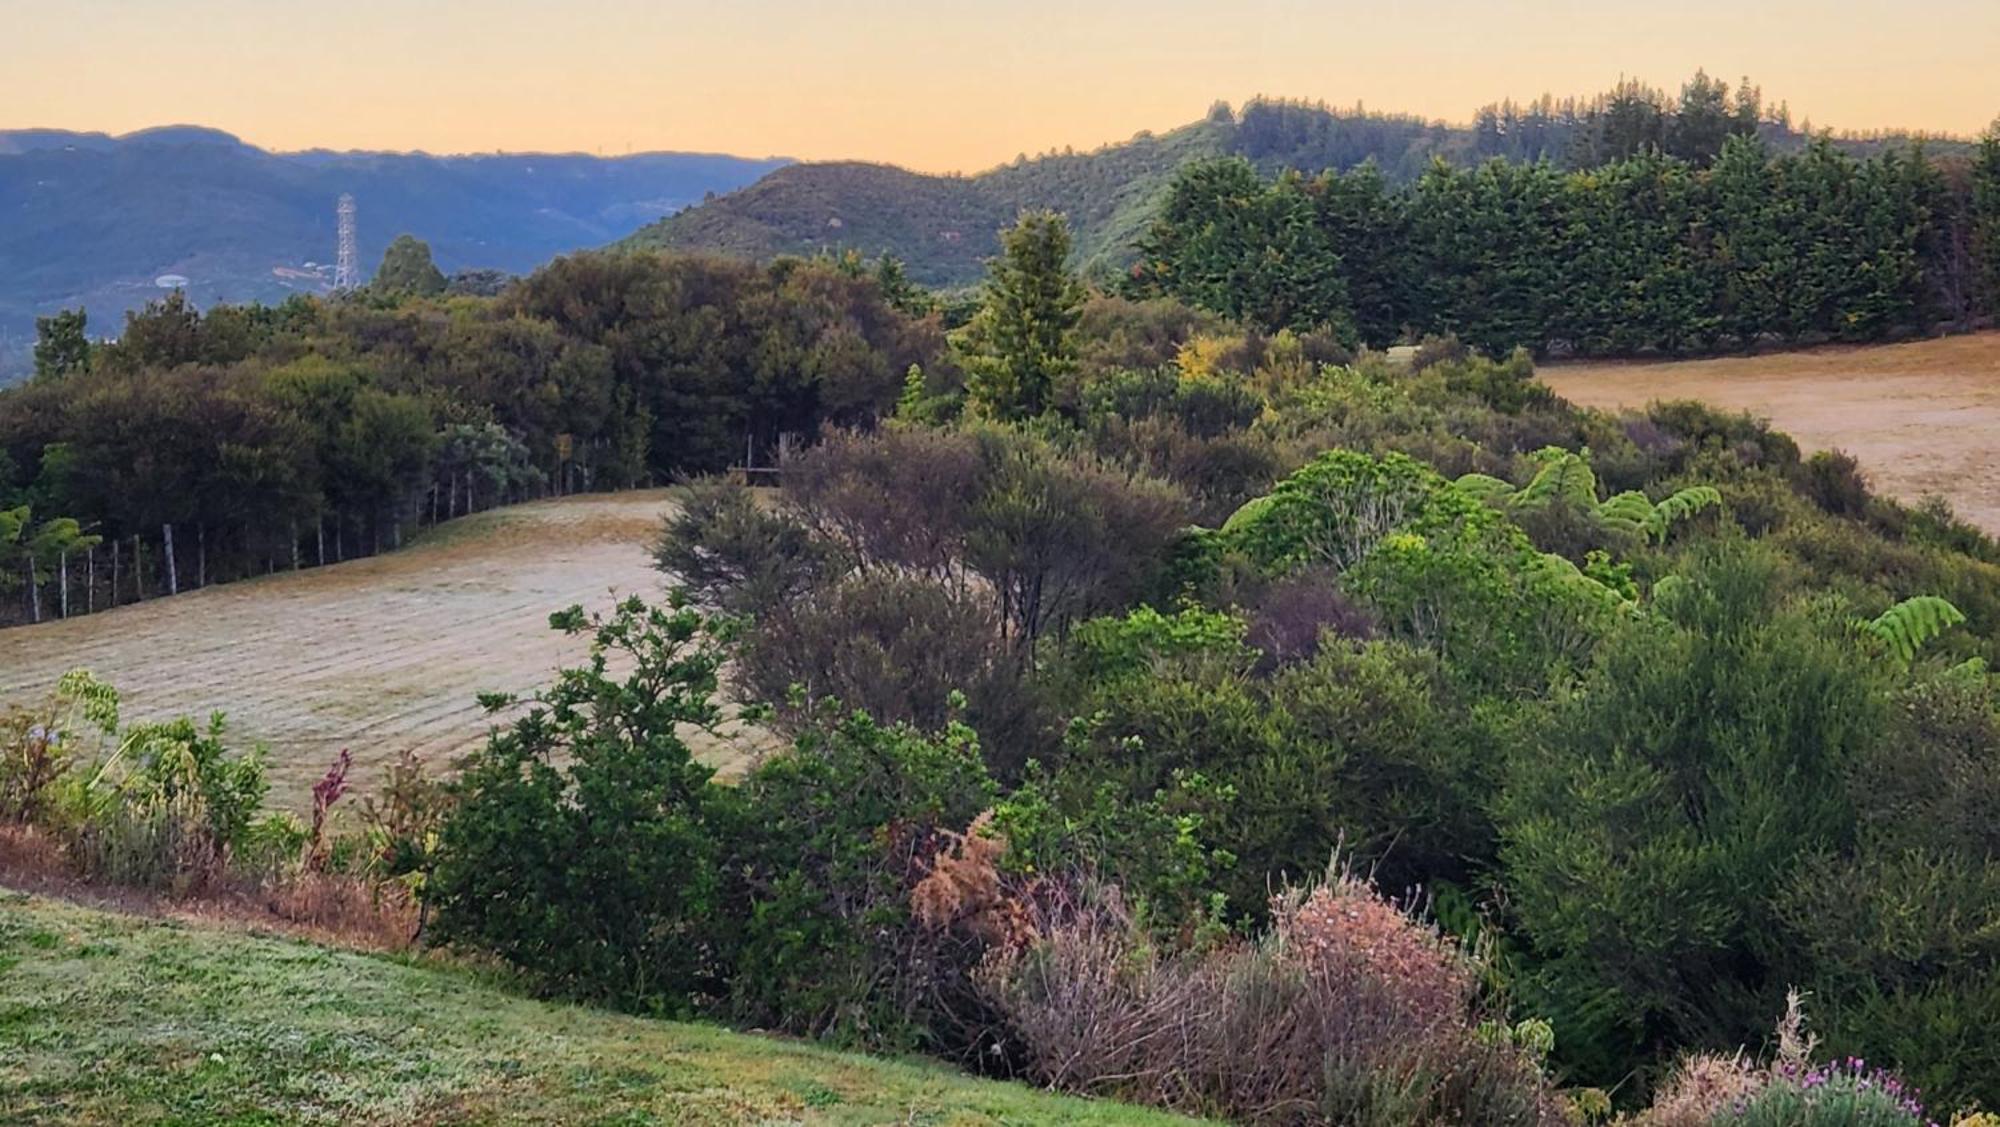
[618,121,1229,287]
[0,892,1195,1126]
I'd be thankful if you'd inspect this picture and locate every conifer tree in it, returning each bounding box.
[32,309,90,381]
[964,211,1084,421]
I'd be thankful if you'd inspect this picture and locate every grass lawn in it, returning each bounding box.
[0,891,1195,1126]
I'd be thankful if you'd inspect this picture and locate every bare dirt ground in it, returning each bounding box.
[1542,332,2000,532]
[0,491,775,808]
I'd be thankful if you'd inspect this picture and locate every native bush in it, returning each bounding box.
[1498,542,1891,1087]
[735,572,1047,775]
[1087,414,1290,525]
[1031,607,1493,915]
[981,869,1571,1126]
[656,477,845,614]
[1243,567,1381,671]
[61,713,272,892]
[723,709,1001,1052]
[0,669,117,824]
[427,596,737,1009]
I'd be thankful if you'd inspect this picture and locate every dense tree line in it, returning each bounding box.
[1135,132,2000,357]
[0,246,952,624]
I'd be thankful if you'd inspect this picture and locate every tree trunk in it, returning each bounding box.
[291,521,301,570]
[86,545,95,614]
[59,552,68,619]
[27,558,40,624]
[111,539,120,607]
[335,521,344,563]
[133,535,145,600]
[197,523,207,588]
[162,523,179,596]
[317,520,326,567]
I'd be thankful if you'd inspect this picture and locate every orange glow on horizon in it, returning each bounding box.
[7,0,1995,172]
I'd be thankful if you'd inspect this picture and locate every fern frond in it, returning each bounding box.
[1516,449,1598,511]
[1595,491,1656,538]
[1864,595,1967,663]
[1646,486,1722,542]
[1455,473,1518,505]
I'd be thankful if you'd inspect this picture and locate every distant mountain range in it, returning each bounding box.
[0,126,788,374]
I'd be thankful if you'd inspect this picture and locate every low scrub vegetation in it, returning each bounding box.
[0,668,439,946]
[13,204,2000,1125]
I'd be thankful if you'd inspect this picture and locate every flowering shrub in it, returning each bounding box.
[1634,993,1946,1127]
[1716,1058,1933,1126]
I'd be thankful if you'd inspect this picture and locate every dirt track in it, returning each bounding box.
[0,491,772,808]
[1542,332,2000,533]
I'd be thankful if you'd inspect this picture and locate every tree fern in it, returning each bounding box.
[1863,595,1967,662]
[1594,491,1657,538]
[1454,473,1518,504]
[1646,486,1722,542]
[1515,448,1598,510]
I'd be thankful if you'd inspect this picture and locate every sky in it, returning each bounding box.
[5,0,1995,172]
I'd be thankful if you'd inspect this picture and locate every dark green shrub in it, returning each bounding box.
[656,477,845,615]
[724,710,999,1051]
[427,596,736,1009]
[1497,542,1890,1088]
[736,572,1047,776]
[1795,449,1873,517]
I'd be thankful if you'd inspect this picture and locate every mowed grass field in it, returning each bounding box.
[0,490,773,809]
[1542,331,2000,533]
[0,892,1195,1126]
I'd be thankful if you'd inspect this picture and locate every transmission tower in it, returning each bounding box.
[333,193,359,291]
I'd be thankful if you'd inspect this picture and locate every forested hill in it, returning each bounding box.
[621,78,1975,288]
[0,128,787,376]
[619,119,1234,288]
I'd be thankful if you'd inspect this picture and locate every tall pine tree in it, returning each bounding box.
[965,211,1085,421]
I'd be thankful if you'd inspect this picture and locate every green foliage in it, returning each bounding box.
[621,74,1958,294]
[1133,159,1354,335]
[1460,449,1720,549]
[1226,449,1486,575]
[1141,139,1964,357]
[1862,595,1967,662]
[0,250,943,616]
[964,211,1085,421]
[1498,543,1891,1088]
[0,668,117,824]
[656,477,845,616]
[428,596,734,1008]
[32,308,90,380]
[1975,132,2000,317]
[1065,604,1251,684]
[371,234,448,297]
[63,712,271,892]
[725,710,997,1045]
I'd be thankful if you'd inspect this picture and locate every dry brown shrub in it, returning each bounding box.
[980,871,1571,1126]
[263,870,420,950]
[1629,1053,1761,1127]
[910,811,1036,950]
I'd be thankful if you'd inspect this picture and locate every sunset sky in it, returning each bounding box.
[7,0,1996,172]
